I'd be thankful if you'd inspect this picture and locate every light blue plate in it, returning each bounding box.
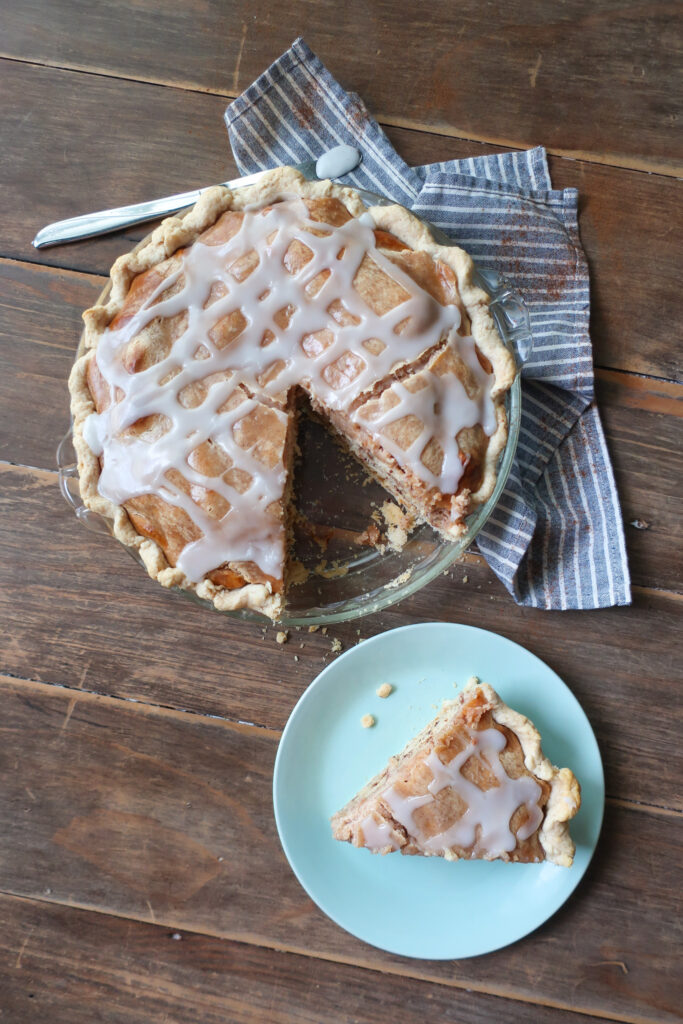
[273,622,604,959]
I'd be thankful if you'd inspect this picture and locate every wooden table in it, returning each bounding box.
[1,4,681,1022]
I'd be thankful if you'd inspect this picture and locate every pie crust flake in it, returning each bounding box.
[69,168,516,619]
[331,680,581,866]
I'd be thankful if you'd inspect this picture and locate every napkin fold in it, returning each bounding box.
[225,39,631,610]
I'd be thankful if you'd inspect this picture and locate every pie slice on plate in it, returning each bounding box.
[331,679,581,866]
[69,168,516,620]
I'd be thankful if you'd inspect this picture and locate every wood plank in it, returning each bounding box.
[1,256,681,590]
[0,894,616,1024]
[1,0,681,173]
[0,262,99,467]
[0,677,680,1024]
[0,461,682,811]
[1,60,681,379]
[594,374,683,595]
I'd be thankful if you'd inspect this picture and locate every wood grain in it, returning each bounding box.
[2,0,681,173]
[1,676,680,1024]
[1,59,681,379]
[1,14,681,1024]
[1,462,682,811]
[0,893,618,1024]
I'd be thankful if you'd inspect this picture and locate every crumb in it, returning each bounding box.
[331,638,342,653]
[294,655,299,662]
[356,629,361,635]
[376,683,393,698]
[308,625,319,633]
[299,642,304,648]
[356,523,382,547]
[380,501,416,552]
[466,675,480,687]
[276,631,288,645]
[322,627,328,635]
[361,714,375,729]
[385,568,412,589]
[630,519,650,530]
[314,558,349,579]
[462,575,469,584]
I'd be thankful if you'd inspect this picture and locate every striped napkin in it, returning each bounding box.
[224,38,631,610]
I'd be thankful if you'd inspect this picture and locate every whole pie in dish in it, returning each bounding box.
[69,168,516,620]
[331,679,581,866]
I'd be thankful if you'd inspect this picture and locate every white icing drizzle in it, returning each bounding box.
[82,412,103,456]
[359,813,400,852]
[381,728,543,858]
[86,196,496,580]
[353,336,497,494]
[315,144,361,180]
[382,788,433,834]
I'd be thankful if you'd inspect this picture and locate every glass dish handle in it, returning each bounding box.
[475,268,534,370]
[56,430,111,535]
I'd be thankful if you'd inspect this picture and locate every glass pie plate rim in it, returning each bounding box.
[57,184,531,626]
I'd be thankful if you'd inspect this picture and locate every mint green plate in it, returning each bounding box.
[273,622,604,959]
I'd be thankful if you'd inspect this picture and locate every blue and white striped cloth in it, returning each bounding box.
[225,38,631,609]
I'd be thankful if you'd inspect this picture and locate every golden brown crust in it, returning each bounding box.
[69,167,515,618]
[471,681,581,867]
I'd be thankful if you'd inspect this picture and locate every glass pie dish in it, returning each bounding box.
[57,185,532,626]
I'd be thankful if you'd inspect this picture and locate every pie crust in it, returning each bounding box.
[331,679,581,866]
[69,168,516,619]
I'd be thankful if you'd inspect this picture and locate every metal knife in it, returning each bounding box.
[33,148,362,249]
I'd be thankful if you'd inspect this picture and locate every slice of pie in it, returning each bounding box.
[331,679,581,866]
[69,168,516,619]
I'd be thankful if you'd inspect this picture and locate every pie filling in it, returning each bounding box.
[72,172,515,616]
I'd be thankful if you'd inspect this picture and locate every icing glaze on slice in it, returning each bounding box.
[382,727,543,858]
[359,813,401,852]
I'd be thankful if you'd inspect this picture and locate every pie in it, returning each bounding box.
[331,679,581,866]
[69,168,516,620]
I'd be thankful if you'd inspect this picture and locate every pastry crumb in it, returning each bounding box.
[380,501,415,552]
[462,574,469,584]
[321,627,328,635]
[376,683,393,698]
[385,568,412,589]
[355,523,382,547]
[294,655,299,662]
[361,714,376,729]
[466,675,480,687]
[308,625,319,633]
[331,638,342,653]
[288,559,309,585]
[275,631,288,645]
